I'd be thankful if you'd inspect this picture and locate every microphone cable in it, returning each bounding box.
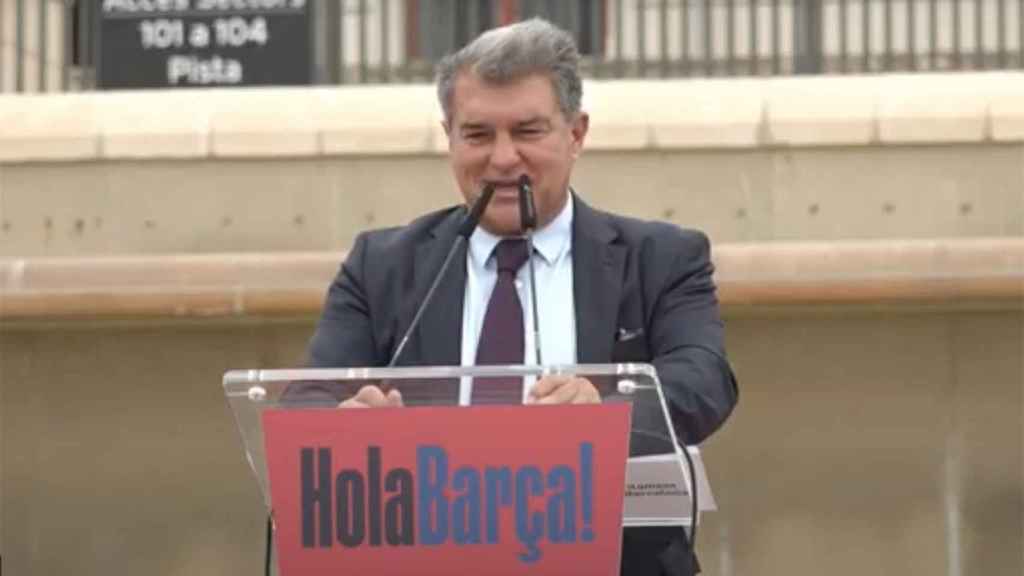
[264,514,273,576]
[629,427,700,566]
[680,440,700,569]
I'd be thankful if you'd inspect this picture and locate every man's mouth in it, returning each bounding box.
[484,179,524,197]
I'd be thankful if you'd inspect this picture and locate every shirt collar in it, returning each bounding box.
[468,193,574,268]
[531,194,573,265]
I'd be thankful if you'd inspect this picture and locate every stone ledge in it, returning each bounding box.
[0,93,99,161]
[643,78,764,149]
[209,89,320,157]
[317,84,440,155]
[877,73,991,144]
[1,72,1022,164]
[765,75,876,146]
[2,238,1021,320]
[991,87,1024,141]
[100,90,212,158]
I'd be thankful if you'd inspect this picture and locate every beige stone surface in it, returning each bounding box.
[99,90,211,158]
[320,155,457,250]
[574,148,778,241]
[767,145,1024,242]
[582,79,653,149]
[100,159,337,253]
[2,142,1021,257]
[0,156,455,257]
[0,93,98,160]
[713,237,1024,285]
[209,88,318,157]
[765,75,877,146]
[877,73,994,144]
[0,159,342,257]
[316,84,440,155]
[701,312,1023,576]
[648,78,764,149]
[0,162,112,255]
[0,163,5,234]
[990,84,1024,142]
[3,237,1021,319]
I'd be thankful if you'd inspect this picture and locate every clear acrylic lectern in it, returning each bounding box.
[224,363,714,530]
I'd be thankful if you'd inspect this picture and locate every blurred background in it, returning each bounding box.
[1,1,1022,574]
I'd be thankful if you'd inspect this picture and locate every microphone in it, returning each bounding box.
[518,175,543,366]
[518,174,537,230]
[388,184,495,367]
[459,183,496,239]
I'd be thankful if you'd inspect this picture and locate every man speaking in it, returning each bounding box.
[306,18,738,576]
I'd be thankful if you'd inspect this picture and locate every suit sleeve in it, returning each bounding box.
[306,232,381,369]
[285,233,384,405]
[648,231,738,445]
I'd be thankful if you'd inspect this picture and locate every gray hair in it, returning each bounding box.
[436,18,583,124]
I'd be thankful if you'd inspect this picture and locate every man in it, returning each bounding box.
[306,18,737,576]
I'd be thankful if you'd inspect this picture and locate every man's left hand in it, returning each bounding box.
[527,376,601,405]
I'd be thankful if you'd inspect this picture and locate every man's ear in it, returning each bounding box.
[441,120,454,150]
[570,112,589,158]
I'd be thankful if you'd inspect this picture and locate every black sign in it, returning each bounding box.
[97,0,312,89]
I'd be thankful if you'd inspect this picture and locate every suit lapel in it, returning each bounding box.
[572,195,626,363]
[411,210,466,366]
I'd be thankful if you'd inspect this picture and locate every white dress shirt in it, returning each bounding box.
[459,197,577,404]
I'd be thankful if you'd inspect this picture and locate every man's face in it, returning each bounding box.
[444,71,589,236]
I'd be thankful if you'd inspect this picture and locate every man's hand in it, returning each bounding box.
[338,385,403,408]
[527,376,601,405]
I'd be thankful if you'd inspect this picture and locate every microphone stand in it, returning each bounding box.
[518,175,542,366]
[389,183,496,368]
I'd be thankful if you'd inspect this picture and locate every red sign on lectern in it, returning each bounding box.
[262,404,631,576]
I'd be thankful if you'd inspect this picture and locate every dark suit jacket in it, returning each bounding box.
[306,195,738,575]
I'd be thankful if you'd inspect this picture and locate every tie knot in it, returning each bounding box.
[493,238,529,275]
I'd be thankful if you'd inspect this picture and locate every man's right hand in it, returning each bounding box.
[338,385,403,408]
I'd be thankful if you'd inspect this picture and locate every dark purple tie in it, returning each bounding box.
[472,238,530,405]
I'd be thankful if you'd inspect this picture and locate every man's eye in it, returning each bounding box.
[464,132,488,141]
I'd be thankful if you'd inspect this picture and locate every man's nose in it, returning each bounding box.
[488,132,520,171]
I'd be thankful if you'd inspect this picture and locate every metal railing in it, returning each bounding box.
[2,0,1022,93]
[0,0,92,93]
